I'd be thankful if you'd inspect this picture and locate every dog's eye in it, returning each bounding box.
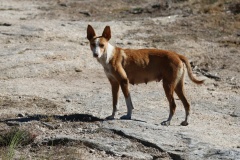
[99,44,104,48]
[91,43,96,47]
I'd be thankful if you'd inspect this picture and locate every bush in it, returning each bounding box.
[0,128,35,147]
[0,128,36,159]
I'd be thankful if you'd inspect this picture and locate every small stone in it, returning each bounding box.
[207,88,215,91]
[55,124,62,129]
[89,149,95,153]
[0,23,12,26]
[130,8,144,14]
[59,3,67,7]
[78,128,83,132]
[75,68,82,72]
[17,113,25,117]
[79,11,91,17]
[6,121,21,126]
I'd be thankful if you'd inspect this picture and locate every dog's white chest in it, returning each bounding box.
[103,63,115,79]
[97,56,114,79]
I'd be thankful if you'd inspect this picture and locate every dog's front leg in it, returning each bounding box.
[106,78,120,120]
[120,79,134,120]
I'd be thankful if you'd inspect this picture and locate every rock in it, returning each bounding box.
[202,149,240,160]
[231,107,240,117]
[130,8,144,14]
[79,11,91,17]
[59,3,67,7]
[17,113,25,117]
[229,3,240,14]
[6,121,21,126]
[0,23,12,26]
[237,32,240,37]
[75,68,82,72]
[41,122,56,129]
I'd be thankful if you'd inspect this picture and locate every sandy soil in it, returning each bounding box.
[0,0,239,159]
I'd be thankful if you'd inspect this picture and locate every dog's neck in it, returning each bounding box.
[98,42,115,65]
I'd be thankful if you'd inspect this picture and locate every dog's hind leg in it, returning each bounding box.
[174,73,190,126]
[161,79,176,126]
[106,79,120,120]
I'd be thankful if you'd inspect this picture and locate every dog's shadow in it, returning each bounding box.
[1,114,147,124]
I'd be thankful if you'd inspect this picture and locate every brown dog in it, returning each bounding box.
[87,25,204,126]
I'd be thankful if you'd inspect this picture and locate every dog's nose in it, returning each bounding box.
[93,53,98,58]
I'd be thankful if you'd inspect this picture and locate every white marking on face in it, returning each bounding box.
[97,42,115,66]
[91,38,102,58]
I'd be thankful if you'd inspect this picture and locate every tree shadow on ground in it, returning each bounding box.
[1,114,147,123]
[1,114,103,123]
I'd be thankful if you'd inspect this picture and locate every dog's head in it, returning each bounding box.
[87,25,111,59]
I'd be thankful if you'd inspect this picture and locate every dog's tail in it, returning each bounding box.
[178,54,204,85]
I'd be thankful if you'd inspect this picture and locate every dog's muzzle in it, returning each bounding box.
[93,53,98,58]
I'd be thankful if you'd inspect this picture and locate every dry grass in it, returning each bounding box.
[0,128,36,159]
[32,145,86,160]
[39,115,56,123]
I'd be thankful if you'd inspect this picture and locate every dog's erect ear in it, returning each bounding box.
[102,26,111,41]
[87,25,96,41]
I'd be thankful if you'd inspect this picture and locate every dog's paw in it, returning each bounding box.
[105,115,115,120]
[161,120,170,126]
[180,121,188,126]
[120,115,131,120]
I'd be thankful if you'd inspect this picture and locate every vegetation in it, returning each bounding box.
[0,128,36,159]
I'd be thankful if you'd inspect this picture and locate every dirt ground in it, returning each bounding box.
[0,0,239,159]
